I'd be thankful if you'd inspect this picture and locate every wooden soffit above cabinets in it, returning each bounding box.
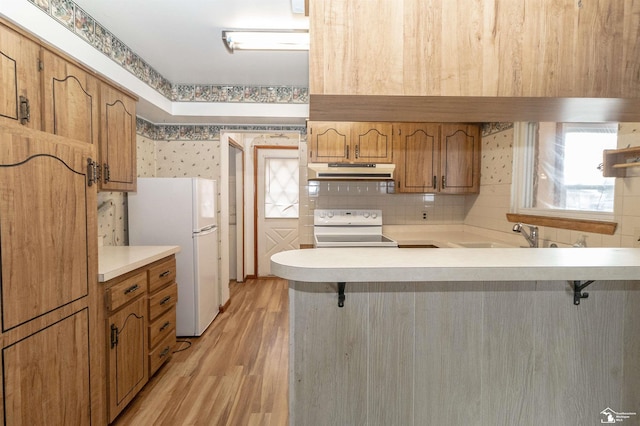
[309,1,640,123]
[308,95,640,123]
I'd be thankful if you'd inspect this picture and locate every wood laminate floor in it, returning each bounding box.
[113,278,289,426]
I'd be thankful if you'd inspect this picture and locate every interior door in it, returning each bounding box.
[256,147,299,276]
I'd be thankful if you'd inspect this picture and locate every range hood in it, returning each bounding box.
[308,163,395,180]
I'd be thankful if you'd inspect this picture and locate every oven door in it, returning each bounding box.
[314,234,398,248]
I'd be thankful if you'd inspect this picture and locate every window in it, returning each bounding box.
[512,122,617,220]
[264,157,299,218]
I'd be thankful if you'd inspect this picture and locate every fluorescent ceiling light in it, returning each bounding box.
[222,30,309,52]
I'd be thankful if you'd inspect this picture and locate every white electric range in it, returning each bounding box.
[313,209,398,248]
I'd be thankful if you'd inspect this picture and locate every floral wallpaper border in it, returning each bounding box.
[136,117,306,140]
[135,118,510,141]
[482,122,513,136]
[27,0,309,104]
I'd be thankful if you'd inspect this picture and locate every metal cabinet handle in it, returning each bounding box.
[432,176,437,189]
[442,176,446,189]
[159,321,171,332]
[160,295,172,305]
[103,163,110,183]
[19,96,30,124]
[159,270,171,278]
[110,324,118,348]
[87,158,98,187]
[124,284,140,294]
[160,347,171,358]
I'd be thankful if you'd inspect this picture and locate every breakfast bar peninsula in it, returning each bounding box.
[272,247,640,426]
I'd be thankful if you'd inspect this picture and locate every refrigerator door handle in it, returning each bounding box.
[194,224,217,236]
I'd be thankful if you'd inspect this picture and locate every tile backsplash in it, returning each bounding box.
[298,173,467,245]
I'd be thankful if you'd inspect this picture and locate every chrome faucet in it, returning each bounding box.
[512,223,539,247]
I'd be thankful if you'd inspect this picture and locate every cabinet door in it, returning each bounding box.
[351,122,393,163]
[440,124,481,194]
[308,121,350,162]
[394,123,439,193]
[100,83,137,191]
[0,126,91,329]
[41,49,99,145]
[3,310,91,425]
[0,22,42,129]
[0,124,104,425]
[107,296,148,423]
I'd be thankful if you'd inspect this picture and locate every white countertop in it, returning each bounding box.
[383,225,518,247]
[98,245,181,282]
[271,247,640,282]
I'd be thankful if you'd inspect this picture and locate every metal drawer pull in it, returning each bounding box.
[160,295,172,305]
[124,284,140,294]
[159,270,171,278]
[159,321,171,332]
[160,347,171,358]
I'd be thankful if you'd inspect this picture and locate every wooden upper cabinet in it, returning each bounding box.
[41,49,100,145]
[394,123,480,194]
[440,124,481,194]
[350,122,393,163]
[308,121,393,163]
[308,121,350,163]
[100,83,137,191]
[394,123,439,192]
[0,22,42,130]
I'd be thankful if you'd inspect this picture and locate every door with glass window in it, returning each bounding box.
[256,148,299,276]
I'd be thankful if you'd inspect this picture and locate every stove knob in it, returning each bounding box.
[327,211,334,218]
[363,212,370,218]
[319,212,326,218]
[371,212,378,219]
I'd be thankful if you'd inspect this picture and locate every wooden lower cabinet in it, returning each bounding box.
[147,257,178,376]
[3,310,91,425]
[106,296,148,423]
[103,255,177,423]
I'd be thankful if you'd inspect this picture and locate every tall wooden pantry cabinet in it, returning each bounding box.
[0,123,104,425]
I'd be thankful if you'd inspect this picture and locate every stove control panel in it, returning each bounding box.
[314,209,383,226]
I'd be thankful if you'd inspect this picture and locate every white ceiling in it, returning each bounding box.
[71,0,309,124]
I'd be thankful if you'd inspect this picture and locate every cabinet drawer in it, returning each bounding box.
[148,258,176,293]
[148,282,177,320]
[107,271,147,311]
[149,308,176,349]
[149,332,175,376]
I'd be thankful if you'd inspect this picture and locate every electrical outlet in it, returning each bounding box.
[634,228,640,248]
[421,211,428,220]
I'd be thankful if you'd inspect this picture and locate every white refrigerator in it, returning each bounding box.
[128,177,219,336]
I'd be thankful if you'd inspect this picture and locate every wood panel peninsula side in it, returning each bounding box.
[272,247,640,425]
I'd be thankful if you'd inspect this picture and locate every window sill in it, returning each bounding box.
[506,213,617,235]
